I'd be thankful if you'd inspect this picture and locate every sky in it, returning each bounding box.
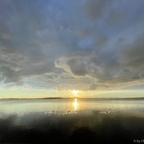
[0,0,144,98]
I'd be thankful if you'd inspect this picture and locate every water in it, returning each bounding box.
[0,98,143,115]
[0,98,144,143]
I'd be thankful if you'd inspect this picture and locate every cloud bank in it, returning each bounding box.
[0,0,144,90]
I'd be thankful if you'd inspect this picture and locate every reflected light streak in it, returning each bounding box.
[73,98,79,111]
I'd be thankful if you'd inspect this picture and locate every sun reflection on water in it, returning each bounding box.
[73,99,79,111]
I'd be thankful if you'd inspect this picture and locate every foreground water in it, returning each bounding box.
[1,98,144,115]
[0,98,144,143]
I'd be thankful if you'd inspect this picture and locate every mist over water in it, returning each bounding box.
[0,98,144,143]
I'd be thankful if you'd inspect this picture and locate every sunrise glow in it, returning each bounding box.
[71,90,80,95]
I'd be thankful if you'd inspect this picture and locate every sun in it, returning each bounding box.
[71,89,80,95]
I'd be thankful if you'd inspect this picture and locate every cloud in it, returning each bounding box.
[84,0,113,19]
[0,0,144,90]
[0,0,59,86]
[55,22,144,89]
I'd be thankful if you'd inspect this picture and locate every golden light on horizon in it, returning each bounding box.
[71,89,80,95]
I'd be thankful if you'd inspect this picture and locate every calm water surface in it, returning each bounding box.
[0,98,143,116]
[0,98,144,143]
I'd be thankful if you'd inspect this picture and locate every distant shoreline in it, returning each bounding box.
[0,97,144,100]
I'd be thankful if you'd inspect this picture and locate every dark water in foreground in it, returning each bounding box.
[0,98,144,143]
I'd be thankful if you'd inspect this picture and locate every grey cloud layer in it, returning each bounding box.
[0,0,144,90]
[56,23,144,84]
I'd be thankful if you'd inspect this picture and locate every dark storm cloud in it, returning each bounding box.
[0,0,144,90]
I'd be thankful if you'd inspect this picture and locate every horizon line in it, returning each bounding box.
[1,97,144,100]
